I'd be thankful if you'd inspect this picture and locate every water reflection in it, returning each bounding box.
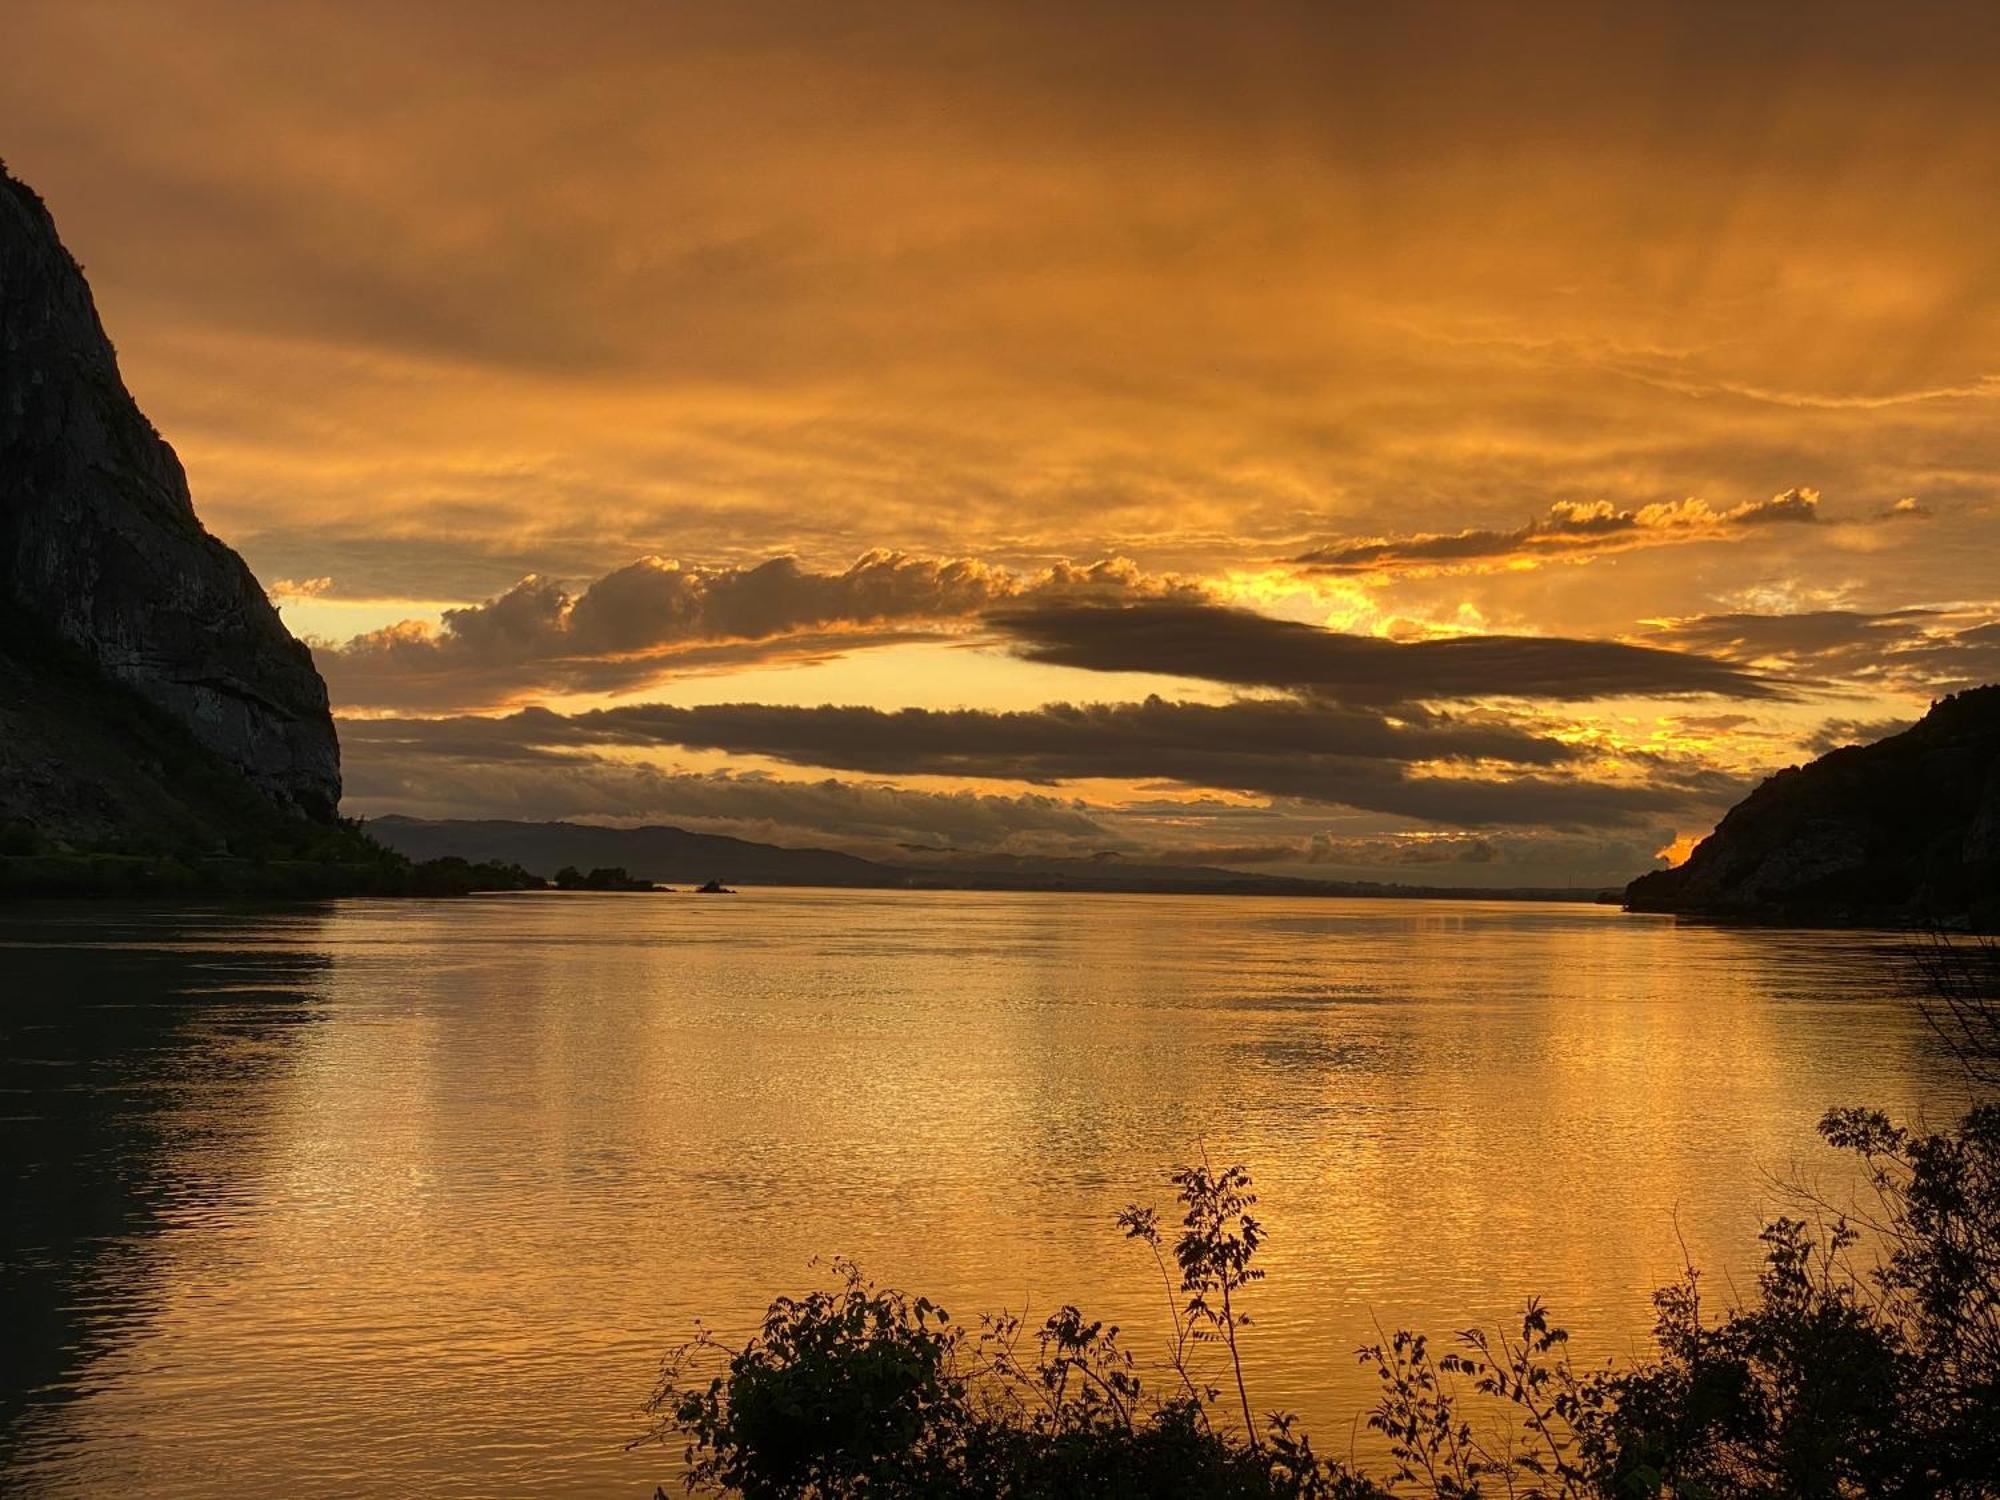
[1,906,336,1469]
[0,894,1959,1496]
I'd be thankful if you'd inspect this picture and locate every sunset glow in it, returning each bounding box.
[9,0,1997,886]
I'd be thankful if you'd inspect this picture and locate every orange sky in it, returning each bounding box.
[7,1,1997,883]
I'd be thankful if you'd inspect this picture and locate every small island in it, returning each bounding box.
[552,865,662,892]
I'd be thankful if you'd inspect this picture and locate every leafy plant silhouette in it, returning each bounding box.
[1121,1156,1266,1445]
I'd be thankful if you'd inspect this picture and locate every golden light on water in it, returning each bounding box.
[5,7,1996,1495]
[0,897,1953,1491]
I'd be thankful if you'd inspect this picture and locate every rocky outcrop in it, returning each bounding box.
[1626,686,2000,930]
[0,164,339,822]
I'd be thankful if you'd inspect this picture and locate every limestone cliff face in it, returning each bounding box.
[0,166,339,821]
[1626,685,2000,930]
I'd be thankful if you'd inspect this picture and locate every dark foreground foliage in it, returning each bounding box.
[642,945,2000,1498]
[645,1163,1372,1500]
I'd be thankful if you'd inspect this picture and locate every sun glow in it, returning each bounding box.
[1655,831,1703,867]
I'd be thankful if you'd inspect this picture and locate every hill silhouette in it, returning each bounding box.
[1626,685,2000,929]
[0,164,339,823]
[0,164,529,895]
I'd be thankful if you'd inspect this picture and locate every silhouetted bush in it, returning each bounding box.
[1349,1100,1999,1497]
[643,1165,1386,1499]
[1913,932,2000,1091]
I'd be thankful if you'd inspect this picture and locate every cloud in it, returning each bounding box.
[319,551,1190,709]
[316,554,1783,714]
[340,734,1696,878]
[990,599,1777,703]
[1142,833,1504,868]
[344,754,1112,853]
[1804,716,1915,755]
[1293,489,1826,576]
[1093,793,1690,884]
[1144,827,1681,878]
[349,695,1574,771]
[340,698,1736,830]
[1643,606,2000,692]
[15,0,2000,632]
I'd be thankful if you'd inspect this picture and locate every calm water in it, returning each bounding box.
[0,891,1966,1495]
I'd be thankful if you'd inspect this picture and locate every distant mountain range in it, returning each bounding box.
[1626,685,2000,930]
[365,815,1616,902]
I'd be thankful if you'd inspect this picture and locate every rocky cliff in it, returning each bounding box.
[0,163,339,824]
[1626,686,2000,930]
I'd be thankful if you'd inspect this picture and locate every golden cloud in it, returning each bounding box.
[1293,489,1828,577]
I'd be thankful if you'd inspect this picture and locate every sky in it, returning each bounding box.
[7,0,1998,885]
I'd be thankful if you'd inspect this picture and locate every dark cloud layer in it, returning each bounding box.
[318,553,1779,713]
[991,600,1776,703]
[342,698,1735,830]
[352,695,1571,771]
[1128,833,1505,868]
[1135,828,1674,877]
[346,754,1110,852]
[1096,794,1686,885]
[1646,606,2000,692]
[320,552,1185,709]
